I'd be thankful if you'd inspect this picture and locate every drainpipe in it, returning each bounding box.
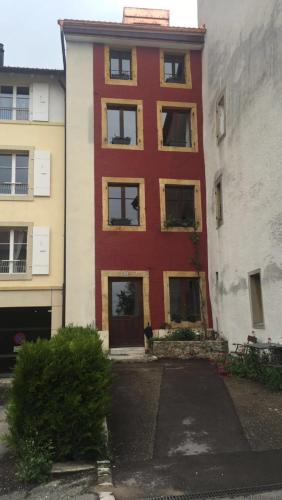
[59,24,67,327]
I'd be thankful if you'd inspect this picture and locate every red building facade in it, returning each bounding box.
[60,9,212,348]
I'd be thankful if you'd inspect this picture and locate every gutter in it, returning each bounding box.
[59,25,67,327]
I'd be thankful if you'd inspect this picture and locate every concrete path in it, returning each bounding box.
[109,360,282,499]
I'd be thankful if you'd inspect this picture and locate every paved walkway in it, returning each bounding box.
[108,360,282,499]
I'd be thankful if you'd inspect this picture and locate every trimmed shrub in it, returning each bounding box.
[6,326,112,474]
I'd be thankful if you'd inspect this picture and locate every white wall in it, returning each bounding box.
[65,41,95,326]
[198,0,282,345]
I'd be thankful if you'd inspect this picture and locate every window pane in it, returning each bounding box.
[107,109,120,143]
[121,58,131,78]
[169,278,200,322]
[110,50,131,79]
[13,230,27,273]
[0,86,13,94]
[162,109,191,147]
[111,281,138,316]
[107,106,137,145]
[123,109,136,145]
[109,198,122,223]
[125,199,139,225]
[108,186,121,199]
[0,154,12,193]
[17,87,29,95]
[110,57,119,77]
[0,91,12,119]
[0,230,10,272]
[14,229,27,245]
[0,230,10,244]
[16,94,29,120]
[165,186,195,226]
[164,54,185,83]
[15,155,28,194]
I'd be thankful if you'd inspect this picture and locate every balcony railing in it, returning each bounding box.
[0,107,29,121]
[0,260,27,274]
[0,183,28,195]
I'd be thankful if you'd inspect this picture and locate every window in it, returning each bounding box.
[216,92,226,143]
[109,185,139,226]
[157,101,198,152]
[0,85,29,120]
[215,177,223,227]
[249,271,265,328]
[102,98,144,150]
[0,153,28,195]
[163,271,207,327]
[0,228,27,274]
[102,177,146,231]
[169,277,200,323]
[160,51,192,88]
[104,46,137,86]
[159,179,202,232]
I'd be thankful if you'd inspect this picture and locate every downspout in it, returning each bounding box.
[59,22,67,327]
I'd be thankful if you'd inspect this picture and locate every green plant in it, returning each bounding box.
[16,436,53,484]
[6,326,112,475]
[164,216,195,228]
[227,348,282,391]
[156,328,197,341]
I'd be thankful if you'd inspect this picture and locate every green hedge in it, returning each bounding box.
[6,326,112,470]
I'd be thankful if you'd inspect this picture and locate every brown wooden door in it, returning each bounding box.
[109,278,144,347]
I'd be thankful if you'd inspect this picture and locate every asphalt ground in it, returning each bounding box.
[108,360,282,499]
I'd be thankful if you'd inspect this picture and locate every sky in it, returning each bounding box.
[0,0,198,69]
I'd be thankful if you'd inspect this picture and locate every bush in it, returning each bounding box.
[6,325,112,480]
[227,348,282,391]
[157,328,197,341]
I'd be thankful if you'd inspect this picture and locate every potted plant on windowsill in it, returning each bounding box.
[164,216,195,229]
[111,136,131,145]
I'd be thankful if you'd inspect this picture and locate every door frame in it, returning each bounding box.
[101,271,150,335]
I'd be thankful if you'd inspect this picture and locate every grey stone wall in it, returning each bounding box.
[153,340,228,360]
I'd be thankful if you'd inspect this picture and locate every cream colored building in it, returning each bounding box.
[0,48,65,367]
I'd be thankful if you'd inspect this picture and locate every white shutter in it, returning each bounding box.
[32,83,49,121]
[34,150,51,196]
[32,227,50,275]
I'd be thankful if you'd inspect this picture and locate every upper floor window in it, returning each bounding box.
[108,184,139,226]
[160,50,192,89]
[110,49,131,80]
[102,98,144,150]
[102,177,146,231]
[157,101,198,152]
[0,228,27,274]
[0,153,28,195]
[0,85,29,120]
[159,179,202,232]
[104,46,137,86]
[216,92,226,143]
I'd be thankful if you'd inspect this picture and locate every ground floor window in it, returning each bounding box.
[169,277,200,323]
[163,271,207,327]
[249,270,264,328]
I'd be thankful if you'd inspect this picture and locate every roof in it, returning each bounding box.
[58,19,206,45]
[0,66,64,76]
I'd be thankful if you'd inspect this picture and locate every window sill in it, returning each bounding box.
[161,225,202,233]
[0,272,32,281]
[102,141,144,151]
[169,320,203,328]
[159,144,197,153]
[160,80,192,89]
[0,194,33,202]
[103,223,146,232]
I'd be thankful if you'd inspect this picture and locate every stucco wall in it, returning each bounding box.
[93,44,212,332]
[65,41,95,326]
[198,0,282,344]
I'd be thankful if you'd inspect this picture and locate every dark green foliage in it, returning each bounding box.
[227,348,282,391]
[156,328,197,341]
[16,436,53,483]
[6,326,112,471]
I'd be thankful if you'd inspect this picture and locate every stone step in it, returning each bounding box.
[110,347,145,356]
